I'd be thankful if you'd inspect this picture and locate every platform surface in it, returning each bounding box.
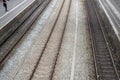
[0,0,23,17]
[99,0,120,41]
[0,0,34,28]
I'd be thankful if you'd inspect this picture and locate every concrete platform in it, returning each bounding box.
[0,0,46,46]
[98,0,120,41]
[0,0,34,28]
[0,0,23,17]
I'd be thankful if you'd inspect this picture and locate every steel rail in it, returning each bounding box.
[93,0,120,79]
[94,0,119,79]
[85,0,99,79]
[50,0,72,79]
[29,0,66,80]
[86,0,120,79]
[85,3,99,80]
[0,0,50,66]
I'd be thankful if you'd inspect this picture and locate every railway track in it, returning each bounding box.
[0,0,50,66]
[86,0,120,79]
[28,0,72,79]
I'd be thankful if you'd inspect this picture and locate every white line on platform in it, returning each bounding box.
[70,0,78,80]
[0,0,27,19]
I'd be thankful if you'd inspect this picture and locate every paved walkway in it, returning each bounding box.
[0,0,23,17]
[0,0,34,29]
